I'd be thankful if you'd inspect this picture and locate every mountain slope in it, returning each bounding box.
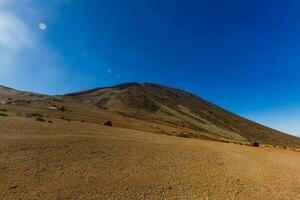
[0,85,19,98]
[1,83,299,148]
[66,83,300,148]
[0,85,48,100]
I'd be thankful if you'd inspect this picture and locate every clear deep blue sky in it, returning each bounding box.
[1,0,300,136]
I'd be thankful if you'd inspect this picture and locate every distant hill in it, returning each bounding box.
[0,85,18,98]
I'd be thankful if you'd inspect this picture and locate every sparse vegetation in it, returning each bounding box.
[95,98,109,108]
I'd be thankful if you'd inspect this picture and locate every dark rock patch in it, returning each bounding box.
[26,113,44,118]
[251,142,259,147]
[0,113,8,117]
[35,117,45,122]
[103,120,112,126]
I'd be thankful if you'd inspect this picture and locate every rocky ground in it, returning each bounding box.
[1,84,300,199]
[0,115,300,200]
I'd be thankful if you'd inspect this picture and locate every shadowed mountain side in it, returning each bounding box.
[66,83,300,148]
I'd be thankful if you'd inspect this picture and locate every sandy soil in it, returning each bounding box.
[0,116,300,200]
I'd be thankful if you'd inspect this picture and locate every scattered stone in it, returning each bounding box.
[26,113,44,118]
[0,113,8,117]
[103,120,112,127]
[0,108,7,112]
[49,105,66,111]
[48,120,53,123]
[35,117,45,122]
[1,101,12,105]
[61,117,71,122]
[251,142,259,147]
[48,106,58,110]
[58,106,66,112]
[10,185,18,190]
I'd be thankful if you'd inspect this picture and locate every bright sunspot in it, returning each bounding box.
[38,22,47,31]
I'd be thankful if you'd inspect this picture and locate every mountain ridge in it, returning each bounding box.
[1,82,300,148]
[63,82,300,147]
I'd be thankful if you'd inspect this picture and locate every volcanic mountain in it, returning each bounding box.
[65,82,300,148]
[1,83,300,148]
[2,82,300,199]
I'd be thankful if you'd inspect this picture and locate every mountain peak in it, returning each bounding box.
[63,82,300,148]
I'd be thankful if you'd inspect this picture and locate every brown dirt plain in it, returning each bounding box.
[1,114,300,200]
[0,83,300,200]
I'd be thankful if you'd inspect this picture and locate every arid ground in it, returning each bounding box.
[1,116,300,200]
[1,83,300,199]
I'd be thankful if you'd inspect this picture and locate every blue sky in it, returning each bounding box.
[1,0,300,136]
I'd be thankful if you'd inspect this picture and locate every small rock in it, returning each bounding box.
[10,185,18,190]
[35,117,45,122]
[251,142,259,147]
[26,113,44,118]
[59,106,66,112]
[103,120,112,126]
